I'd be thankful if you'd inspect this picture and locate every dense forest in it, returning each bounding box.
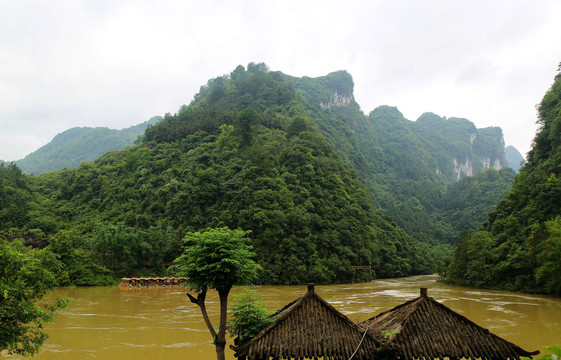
[447,65,561,296]
[0,63,525,287]
[286,70,512,249]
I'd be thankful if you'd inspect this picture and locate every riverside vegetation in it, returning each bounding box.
[446,63,561,295]
[1,62,558,296]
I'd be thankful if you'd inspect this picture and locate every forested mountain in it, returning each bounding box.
[287,71,510,245]
[14,116,162,175]
[447,66,561,295]
[0,63,518,286]
[1,64,433,285]
[438,168,516,236]
[505,145,525,172]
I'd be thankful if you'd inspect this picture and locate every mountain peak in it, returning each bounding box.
[505,145,525,172]
[290,70,355,109]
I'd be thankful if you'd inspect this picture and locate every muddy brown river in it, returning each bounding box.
[4,275,560,359]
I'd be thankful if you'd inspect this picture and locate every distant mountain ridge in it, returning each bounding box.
[0,63,528,286]
[15,116,162,174]
[9,73,522,181]
[505,145,525,172]
[288,70,516,244]
[289,71,511,182]
[414,112,506,181]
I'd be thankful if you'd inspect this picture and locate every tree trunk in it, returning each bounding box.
[187,287,216,339]
[215,289,230,360]
[188,287,231,360]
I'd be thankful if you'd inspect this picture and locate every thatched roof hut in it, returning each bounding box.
[360,288,540,360]
[232,284,381,360]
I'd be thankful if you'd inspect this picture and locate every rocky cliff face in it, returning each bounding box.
[283,68,514,245]
[450,129,506,180]
[452,157,474,180]
[290,72,508,183]
[321,91,352,109]
[452,155,503,181]
[413,113,507,182]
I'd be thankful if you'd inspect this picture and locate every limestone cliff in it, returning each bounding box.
[291,71,509,184]
[320,91,353,109]
[414,113,507,182]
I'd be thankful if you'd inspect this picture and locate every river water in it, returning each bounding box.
[5,275,560,359]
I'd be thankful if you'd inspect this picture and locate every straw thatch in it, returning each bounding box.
[360,288,540,360]
[233,284,381,360]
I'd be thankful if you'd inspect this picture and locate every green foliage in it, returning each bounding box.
[426,243,454,278]
[15,116,161,175]
[289,70,354,105]
[0,162,30,229]
[534,217,561,295]
[0,163,62,247]
[381,328,399,339]
[447,67,561,295]
[438,168,516,238]
[173,228,261,292]
[290,84,510,252]
[172,227,261,360]
[524,345,561,360]
[447,231,495,287]
[46,230,115,286]
[0,238,69,356]
[29,67,426,284]
[92,222,174,277]
[0,63,516,287]
[227,288,275,340]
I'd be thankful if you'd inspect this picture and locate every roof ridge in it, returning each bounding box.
[361,295,422,325]
[242,289,311,346]
[422,295,540,356]
[310,289,376,334]
[396,295,425,328]
[233,286,382,358]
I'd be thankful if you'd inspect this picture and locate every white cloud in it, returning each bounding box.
[1,0,560,161]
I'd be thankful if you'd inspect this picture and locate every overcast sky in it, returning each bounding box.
[1,0,560,161]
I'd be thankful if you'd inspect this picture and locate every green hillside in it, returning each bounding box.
[15,116,162,175]
[0,63,517,287]
[447,65,561,295]
[505,145,525,172]
[438,168,516,236]
[288,71,509,246]
[2,64,432,285]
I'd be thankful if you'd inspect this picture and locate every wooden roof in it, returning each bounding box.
[359,288,540,360]
[233,284,381,360]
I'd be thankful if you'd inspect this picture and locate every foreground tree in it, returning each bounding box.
[227,288,275,342]
[0,238,68,356]
[172,227,260,360]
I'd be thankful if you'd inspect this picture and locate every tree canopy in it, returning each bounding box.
[446,65,561,295]
[173,227,261,360]
[0,238,68,356]
[15,116,162,175]
[0,63,516,288]
[174,227,261,292]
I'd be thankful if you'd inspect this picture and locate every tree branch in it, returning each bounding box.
[187,287,217,339]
